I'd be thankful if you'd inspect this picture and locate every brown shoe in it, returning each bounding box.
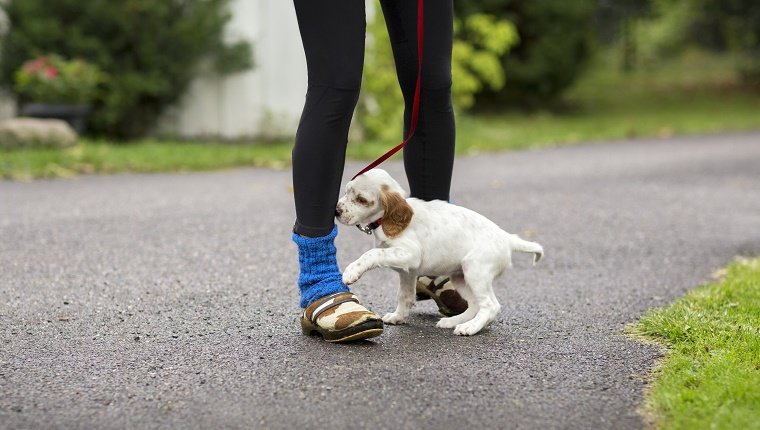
[300,292,384,343]
[416,276,468,317]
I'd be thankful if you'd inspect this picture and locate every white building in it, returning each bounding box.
[0,6,13,121]
[0,0,311,139]
[159,0,308,139]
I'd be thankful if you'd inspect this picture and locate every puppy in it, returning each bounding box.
[335,169,543,336]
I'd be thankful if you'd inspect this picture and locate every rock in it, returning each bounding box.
[0,117,78,149]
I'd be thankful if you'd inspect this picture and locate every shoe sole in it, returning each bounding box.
[301,318,384,343]
[416,279,462,317]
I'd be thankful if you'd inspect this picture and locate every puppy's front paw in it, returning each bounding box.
[382,312,407,325]
[342,263,363,285]
[436,317,458,329]
[453,321,484,336]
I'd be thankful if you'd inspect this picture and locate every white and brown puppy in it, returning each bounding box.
[335,168,543,336]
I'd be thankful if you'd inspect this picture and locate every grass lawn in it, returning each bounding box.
[2,50,759,179]
[0,139,294,180]
[628,258,760,430]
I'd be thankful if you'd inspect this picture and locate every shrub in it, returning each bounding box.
[453,14,520,108]
[14,55,102,104]
[356,12,517,140]
[0,0,252,138]
[455,0,597,108]
[694,0,760,85]
[632,1,697,67]
[628,0,760,84]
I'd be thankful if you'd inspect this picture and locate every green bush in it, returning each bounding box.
[453,14,519,108]
[628,0,760,84]
[0,0,252,138]
[633,0,697,67]
[695,0,760,85]
[356,12,517,140]
[455,0,597,108]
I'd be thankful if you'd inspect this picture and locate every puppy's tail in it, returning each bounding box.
[509,235,544,265]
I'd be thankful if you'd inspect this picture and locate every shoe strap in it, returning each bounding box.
[310,293,360,323]
[424,276,451,294]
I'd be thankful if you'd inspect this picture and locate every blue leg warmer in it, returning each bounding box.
[292,225,349,308]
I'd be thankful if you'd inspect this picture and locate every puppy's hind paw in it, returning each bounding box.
[382,312,407,325]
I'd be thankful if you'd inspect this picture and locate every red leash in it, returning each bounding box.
[352,0,424,180]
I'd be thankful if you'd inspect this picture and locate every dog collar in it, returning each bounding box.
[356,218,382,235]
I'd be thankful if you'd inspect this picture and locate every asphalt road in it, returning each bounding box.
[2,133,759,430]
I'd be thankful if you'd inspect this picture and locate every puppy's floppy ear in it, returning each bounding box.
[380,184,413,238]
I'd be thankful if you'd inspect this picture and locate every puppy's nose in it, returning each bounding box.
[335,207,343,217]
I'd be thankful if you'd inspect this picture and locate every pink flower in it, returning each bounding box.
[24,57,48,74]
[45,67,59,78]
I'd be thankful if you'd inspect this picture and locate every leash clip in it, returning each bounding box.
[356,224,373,235]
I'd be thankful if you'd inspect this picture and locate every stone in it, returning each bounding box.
[0,117,78,149]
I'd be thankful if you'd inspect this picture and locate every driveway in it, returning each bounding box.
[1,132,759,429]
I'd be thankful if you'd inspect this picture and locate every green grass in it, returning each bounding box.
[628,258,760,430]
[2,50,759,179]
[458,50,760,154]
[0,139,293,180]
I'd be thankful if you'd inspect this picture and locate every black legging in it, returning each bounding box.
[292,0,455,237]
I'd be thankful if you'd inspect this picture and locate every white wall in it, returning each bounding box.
[0,7,13,121]
[160,0,308,139]
[0,93,15,121]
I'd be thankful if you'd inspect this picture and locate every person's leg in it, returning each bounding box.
[379,0,455,202]
[292,0,365,238]
[380,0,465,317]
[292,0,364,307]
[291,0,383,342]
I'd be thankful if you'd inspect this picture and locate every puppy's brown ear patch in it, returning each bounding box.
[380,185,413,238]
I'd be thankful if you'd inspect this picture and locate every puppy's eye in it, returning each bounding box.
[356,196,368,204]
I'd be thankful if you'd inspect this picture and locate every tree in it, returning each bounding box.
[629,0,760,83]
[694,0,760,83]
[455,0,597,108]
